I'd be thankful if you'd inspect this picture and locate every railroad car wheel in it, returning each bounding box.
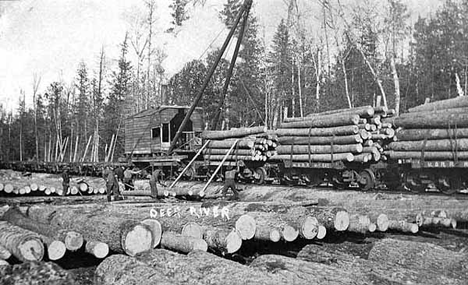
[183,166,196,181]
[359,169,376,191]
[404,171,425,193]
[438,176,461,195]
[331,173,347,190]
[253,167,267,184]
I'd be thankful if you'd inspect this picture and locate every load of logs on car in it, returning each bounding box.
[273,105,396,164]
[201,126,278,165]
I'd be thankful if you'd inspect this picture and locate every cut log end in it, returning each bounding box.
[193,239,208,252]
[281,225,299,242]
[225,230,242,254]
[368,223,377,233]
[121,223,153,256]
[141,219,162,248]
[19,238,44,262]
[181,222,204,240]
[65,231,84,251]
[316,225,327,240]
[85,240,109,259]
[235,214,256,240]
[376,214,389,232]
[47,240,66,261]
[334,211,350,231]
[0,244,12,260]
[301,216,319,240]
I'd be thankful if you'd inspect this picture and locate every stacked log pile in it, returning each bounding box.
[273,106,396,164]
[0,176,107,197]
[201,126,277,164]
[384,96,468,162]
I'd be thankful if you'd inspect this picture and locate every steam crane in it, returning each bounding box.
[167,0,253,155]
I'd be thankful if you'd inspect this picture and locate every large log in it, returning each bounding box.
[368,238,468,276]
[276,144,363,154]
[274,125,359,136]
[160,231,208,253]
[388,138,468,151]
[396,128,468,141]
[306,105,375,118]
[39,235,66,261]
[0,261,76,285]
[387,220,418,233]
[0,221,45,262]
[250,254,370,284]
[134,249,288,285]
[280,113,360,128]
[389,112,468,128]
[203,154,257,161]
[346,214,372,234]
[385,150,468,160]
[3,206,84,251]
[408,96,468,113]
[203,227,242,254]
[206,139,255,149]
[95,254,174,285]
[201,126,267,139]
[85,240,109,259]
[271,153,354,162]
[297,244,467,284]
[203,148,255,156]
[277,134,363,145]
[25,207,153,256]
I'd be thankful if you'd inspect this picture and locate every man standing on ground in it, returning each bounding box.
[222,165,240,200]
[105,167,122,202]
[149,169,165,201]
[61,169,70,196]
[115,165,124,183]
[124,167,141,191]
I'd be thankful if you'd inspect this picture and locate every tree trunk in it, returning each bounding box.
[120,249,288,285]
[201,126,267,140]
[389,112,468,129]
[297,243,466,284]
[160,231,207,253]
[40,235,66,261]
[280,114,359,128]
[346,214,372,234]
[409,95,468,113]
[275,125,359,136]
[390,55,401,116]
[25,207,153,256]
[95,254,175,285]
[271,153,354,162]
[396,127,468,141]
[0,261,75,285]
[0,221,44,262]
[203,227,242,254]
[387,220,418,233]
[277,134,363,145]
[207,139,255,149]
[368,238,468,278]
[2,206,84,251]
[250,254,371,284]
[388,138,468,151]
[276,144,362,154]
[385,150,468,160]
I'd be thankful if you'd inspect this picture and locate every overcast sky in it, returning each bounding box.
[0,0,442,112]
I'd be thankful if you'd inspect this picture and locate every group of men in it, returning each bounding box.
[61,162,242,202]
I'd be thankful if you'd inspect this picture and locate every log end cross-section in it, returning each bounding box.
[120,221,153,257]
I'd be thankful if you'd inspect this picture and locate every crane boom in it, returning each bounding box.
[167,0,253,155]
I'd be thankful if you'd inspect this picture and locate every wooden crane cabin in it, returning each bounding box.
[125,106,204,163]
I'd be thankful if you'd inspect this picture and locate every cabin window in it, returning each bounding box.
[151,127,160,139]
[162,123,170,143]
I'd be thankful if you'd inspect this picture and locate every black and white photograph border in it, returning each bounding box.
[1,0,468,284]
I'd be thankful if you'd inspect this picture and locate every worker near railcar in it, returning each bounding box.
[123,167,141,191]
[149,169,165,201]
[222,165,240,200]
[61,169,70,196]
[105,167,122,202]
[114,165,124,182]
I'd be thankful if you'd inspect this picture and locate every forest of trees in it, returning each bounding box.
[1,0,467,163]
